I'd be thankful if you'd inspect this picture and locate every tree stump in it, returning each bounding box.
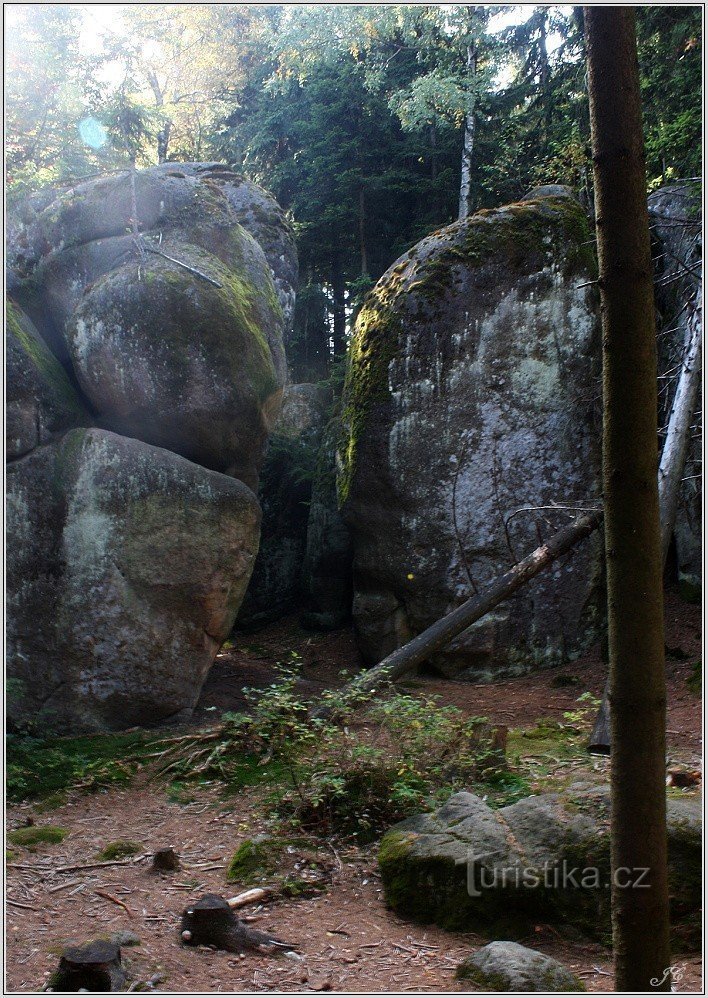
[180,894,293,953]
[152,847,180,872]
[50,940,126,992]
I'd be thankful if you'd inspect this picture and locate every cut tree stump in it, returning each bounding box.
[180,894,294,954]
[49,940,126,992]
[151,847,180,872]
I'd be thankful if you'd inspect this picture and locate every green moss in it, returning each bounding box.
[227,836,329,896]
[8,825,68,846]
[7,300,86,417]
[6,729,151,802]
[687,661,701,694]
[338,197,597,508]
[96,840,140,860]
[338,283,404,506]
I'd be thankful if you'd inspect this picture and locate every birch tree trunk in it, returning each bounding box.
[457,41,477,221]
[585,7,671,990]
[658,285,703,565]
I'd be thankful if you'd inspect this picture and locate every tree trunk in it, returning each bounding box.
[331,254,346,358]
[358,188,368,276]
[585,7,671,991]
[156,121,171,164]
[658,286,702,565]
[589,287,702,752]
[319,511,601,708]
[457,42,477,220]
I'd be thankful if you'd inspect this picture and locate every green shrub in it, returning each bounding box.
[154,662,507,843]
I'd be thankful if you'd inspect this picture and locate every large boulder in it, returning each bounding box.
[237,383,331,629]
[6,299,89,459]
[6,166,298,733]
[378,787,701,945]
[7,428,261,732]
[8,165,289,490]
[340,193,603,676]
[649,183,702,600]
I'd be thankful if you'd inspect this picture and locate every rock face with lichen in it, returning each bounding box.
[6,164,295,731]
[339,190,603,676]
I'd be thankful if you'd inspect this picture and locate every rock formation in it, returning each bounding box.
[378,787,701,944]
[6,164,294,731]
[649,182,702,600]
[339,190,603,677]
[237,382,332,629]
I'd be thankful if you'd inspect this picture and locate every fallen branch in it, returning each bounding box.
[226,887,273,909]
[142,242,223,288]
[320,510,603,706]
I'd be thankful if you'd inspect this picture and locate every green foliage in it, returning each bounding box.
[8,825,68,847]
[96,840,141,860]
[154,663,508,844]
[6,731,151,803]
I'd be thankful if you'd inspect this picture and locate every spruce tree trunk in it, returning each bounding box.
[584,8,671,991]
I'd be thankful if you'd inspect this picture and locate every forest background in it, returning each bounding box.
[5,3,702,378]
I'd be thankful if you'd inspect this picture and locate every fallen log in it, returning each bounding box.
[589,288,702,753]
[322,510,603,707]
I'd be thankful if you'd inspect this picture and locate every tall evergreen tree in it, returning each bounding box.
[585,7,671,990]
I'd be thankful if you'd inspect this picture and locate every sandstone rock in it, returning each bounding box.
[151,162,298,334]
[456,941,584,991]
[649,183,702,599]
[237,384,331,628]
[6,299,88,459]
[378,787,701,943]
[7,428,261,732]
[66,243,281,490]
[8,165,290,490]
[340,193,603,675]
[301,417,353,630]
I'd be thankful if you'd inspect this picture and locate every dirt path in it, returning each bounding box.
[6,587,702,993]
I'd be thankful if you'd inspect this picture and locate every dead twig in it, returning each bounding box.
[94,889,133,916]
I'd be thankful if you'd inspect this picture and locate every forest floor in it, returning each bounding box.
[5,586,702,994]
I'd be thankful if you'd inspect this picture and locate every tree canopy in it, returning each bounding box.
[6,3,701,377]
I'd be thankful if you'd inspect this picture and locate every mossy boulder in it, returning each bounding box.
[7,428,261,732]
[7,164,292,490]
[340,191,603,676]
[456,941,585,991]
[6,299,88,459]
[66,242,281,490]
[378,786,701,944]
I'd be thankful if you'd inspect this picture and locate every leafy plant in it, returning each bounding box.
[152,663,507,843]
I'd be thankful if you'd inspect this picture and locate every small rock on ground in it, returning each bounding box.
[456,941,585,992]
